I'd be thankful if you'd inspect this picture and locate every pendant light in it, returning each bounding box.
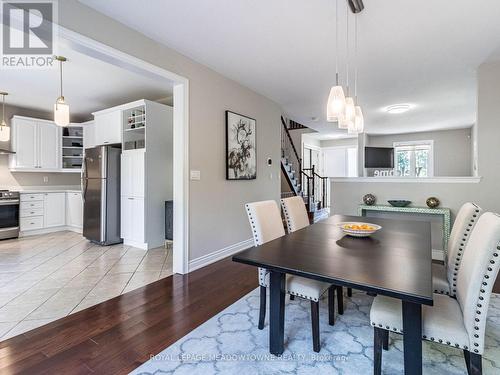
[340,4,355,131]
[54,56,69,127]
[0,92,9,142]
[326,0,346,123]
[352,14,364,133]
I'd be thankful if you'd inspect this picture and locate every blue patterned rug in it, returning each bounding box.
[132,289,500,374]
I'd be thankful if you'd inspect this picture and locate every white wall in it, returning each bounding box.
[367,128,472,176]
[58,1,282,262]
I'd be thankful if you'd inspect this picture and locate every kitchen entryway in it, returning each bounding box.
[0,231,172,340]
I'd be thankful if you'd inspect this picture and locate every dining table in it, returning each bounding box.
[232,214,433,375]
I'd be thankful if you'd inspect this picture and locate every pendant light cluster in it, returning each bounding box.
[54,55,70,127]
[326,0,364,134]
[0,92,9,142]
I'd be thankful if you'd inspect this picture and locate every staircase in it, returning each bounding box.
[281,117,330,222]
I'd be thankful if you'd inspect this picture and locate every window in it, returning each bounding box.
[393,141,433,177]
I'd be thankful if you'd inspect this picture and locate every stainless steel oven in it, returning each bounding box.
[0,191,20,240]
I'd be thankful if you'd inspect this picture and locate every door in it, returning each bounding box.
[43,193,66,227]
[66,192,83,228]
[83,178,103,242]
[38,122,61,170]
[121,150,145,197]
[13,118,37,169]
[95,110,122,145]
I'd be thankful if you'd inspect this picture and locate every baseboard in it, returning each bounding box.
[189,238,254,272]
[123,239,149,250]
[20,225,82,237]
[432,249,445,261]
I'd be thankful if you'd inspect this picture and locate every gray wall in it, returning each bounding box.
[331,61,500,220]
[0,104,80,188]
[320,137,358,148]
[58,1,281,261]
[367,128,472,177]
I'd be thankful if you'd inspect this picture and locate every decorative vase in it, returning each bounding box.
[426,197,440,208]
[363,194,376,206]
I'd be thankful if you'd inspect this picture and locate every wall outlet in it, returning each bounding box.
[43,176,49,183]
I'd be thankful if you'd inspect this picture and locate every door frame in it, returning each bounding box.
[59,27,190,274]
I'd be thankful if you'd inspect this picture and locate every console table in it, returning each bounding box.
[358,204,451,256]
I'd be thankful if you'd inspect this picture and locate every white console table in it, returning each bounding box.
[358,204,451,257]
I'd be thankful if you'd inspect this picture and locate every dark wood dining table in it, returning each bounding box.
[233,214,433,375]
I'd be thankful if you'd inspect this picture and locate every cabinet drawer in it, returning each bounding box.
[20,194,44,202]
[20,201,44,210]
[20,208,44,218]
[20,216,44,231]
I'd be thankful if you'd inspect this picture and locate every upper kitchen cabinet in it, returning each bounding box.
[10,116,61,171]
[93,109,122,146]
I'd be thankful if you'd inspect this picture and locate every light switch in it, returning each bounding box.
[190,170,201,180]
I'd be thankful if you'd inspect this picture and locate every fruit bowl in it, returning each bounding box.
[338,222,382,237]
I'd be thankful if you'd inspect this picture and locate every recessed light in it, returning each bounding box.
[385,104,412,114]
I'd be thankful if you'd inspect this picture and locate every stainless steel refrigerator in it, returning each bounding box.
[82,145,122,245]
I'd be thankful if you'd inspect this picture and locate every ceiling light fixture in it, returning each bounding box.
[326,0,346,123]
[386,104,412,114]
[340,3,355,131]
[352,12,364,134]
[0,92,10,142]
[54,56,70,127]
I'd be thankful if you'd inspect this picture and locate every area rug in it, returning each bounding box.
[131,289,500,374]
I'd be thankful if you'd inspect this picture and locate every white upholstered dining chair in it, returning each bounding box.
[433,202,483,296]
[280,196,345,313]
[245,200,336,352]
[370,212,500,375]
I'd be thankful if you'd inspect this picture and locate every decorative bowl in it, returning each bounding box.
[363,193,376,206]
[337,222,382,238]
[388,200,411,207]
[426,197,440,208]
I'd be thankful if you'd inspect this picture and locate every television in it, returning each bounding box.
[364,147,394,168]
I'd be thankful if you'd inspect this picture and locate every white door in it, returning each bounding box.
[44,193,66,227]
[324,148,347,177]
[38,122,61,170]
[95,110,122,145]
[66,192,83,228]
[121,150,145,197]
[13,118,37,169]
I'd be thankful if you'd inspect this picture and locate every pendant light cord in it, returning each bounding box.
[335,0,339,85]
[1,94,5,125]
[345,2,349,96]
[59,59,64,99]
[354,14,358,103]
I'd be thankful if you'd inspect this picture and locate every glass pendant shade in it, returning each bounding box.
[0,121,10,142]
[326,85,346,122]
[54,97,70,127]
[341,96,355,130]
[354,105,364,133]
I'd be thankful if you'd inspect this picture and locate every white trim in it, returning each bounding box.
[57,26,190,274]
[123,239,148,250]
[331,176,482,183]
[188,239,253,272]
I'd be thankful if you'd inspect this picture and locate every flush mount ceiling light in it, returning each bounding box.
[385,104,412,114]
[54,56,70,127]
[0,92,10,142]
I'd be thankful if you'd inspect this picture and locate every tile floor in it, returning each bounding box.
[0,231,173,341]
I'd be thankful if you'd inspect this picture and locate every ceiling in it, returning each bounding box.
[0,45,172,122]
[81,0,500,137]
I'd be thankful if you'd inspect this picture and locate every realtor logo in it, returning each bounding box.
[1,0,58,68]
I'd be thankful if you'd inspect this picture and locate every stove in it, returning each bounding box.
[0,190,20,240]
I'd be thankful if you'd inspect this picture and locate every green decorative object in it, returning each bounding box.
[388,200,411,207]
[426,197,440,208]
[363,194,376,206]
[358,204,451,256]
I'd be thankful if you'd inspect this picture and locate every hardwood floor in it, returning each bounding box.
[0,257,257,374]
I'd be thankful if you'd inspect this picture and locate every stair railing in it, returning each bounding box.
[281,116,302,191]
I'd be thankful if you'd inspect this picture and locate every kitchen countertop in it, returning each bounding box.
[2,186,82,193]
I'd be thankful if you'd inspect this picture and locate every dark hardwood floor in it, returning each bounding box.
[0,257,257,374]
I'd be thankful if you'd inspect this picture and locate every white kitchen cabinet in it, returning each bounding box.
[10,116,61,171]
[94,110,122,145]
[82,120,95,149]
[38,121,61,170]
[66,192,83,228]
[43,193,66,228]
[121,150,145,197]
[121,196,144,243]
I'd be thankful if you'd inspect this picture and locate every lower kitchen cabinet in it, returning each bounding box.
[43,193,66,228]
[121,196,144,245]
[66,192,83,229]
